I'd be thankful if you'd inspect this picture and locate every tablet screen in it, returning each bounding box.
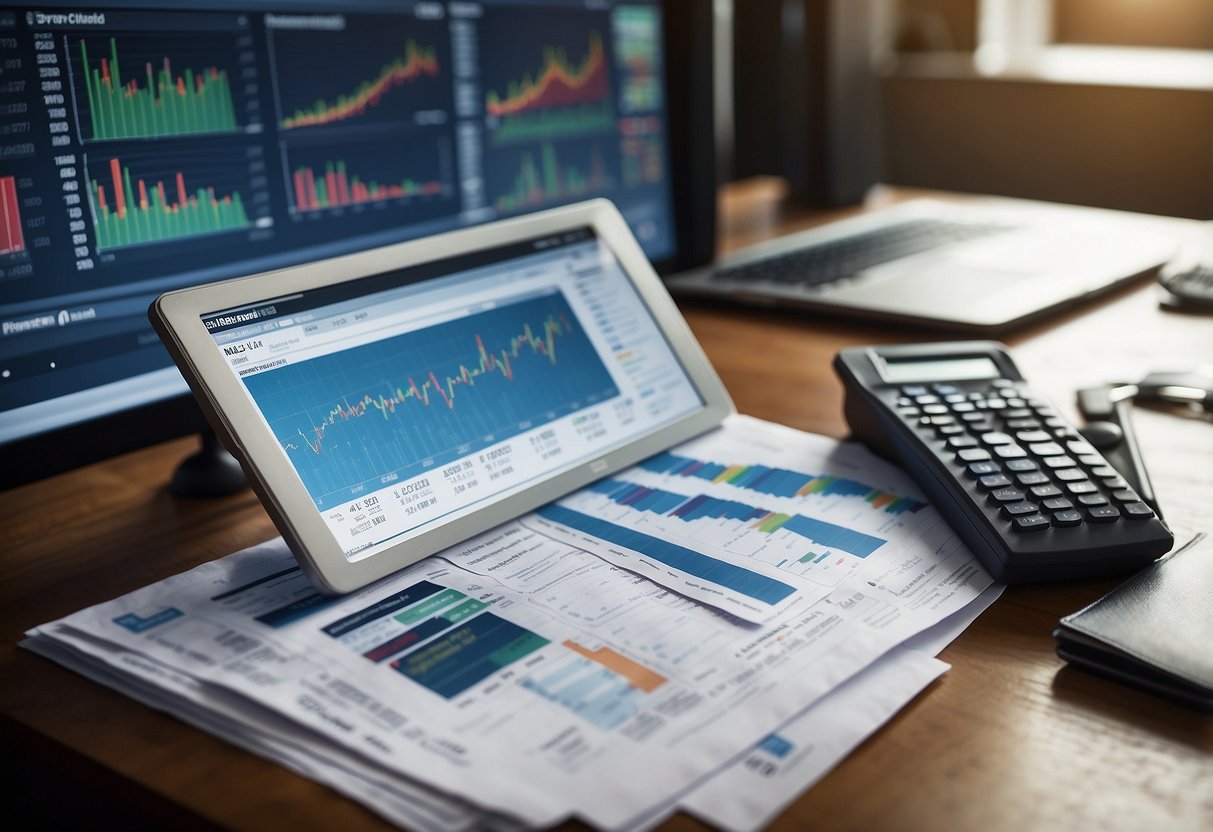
[200,228,703,561]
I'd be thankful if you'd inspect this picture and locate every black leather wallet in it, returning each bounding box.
[1053,532,1213,711]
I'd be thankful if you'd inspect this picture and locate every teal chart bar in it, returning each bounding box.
[535,503,798,605]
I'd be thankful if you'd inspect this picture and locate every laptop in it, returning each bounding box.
[661,197,1177,333]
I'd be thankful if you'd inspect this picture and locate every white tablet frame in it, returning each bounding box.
[152,200,734,593]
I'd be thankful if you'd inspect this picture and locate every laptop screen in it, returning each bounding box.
[201,227,704,561]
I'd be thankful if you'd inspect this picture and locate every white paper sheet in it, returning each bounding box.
[25,417,994,830]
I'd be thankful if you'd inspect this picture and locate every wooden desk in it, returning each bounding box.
[3,185,1211,831]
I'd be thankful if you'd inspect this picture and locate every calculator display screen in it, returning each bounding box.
[880,356,1002,384]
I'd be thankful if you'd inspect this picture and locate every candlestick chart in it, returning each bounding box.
[241,293,619,503]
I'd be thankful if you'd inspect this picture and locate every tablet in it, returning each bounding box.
[152,200,733,593]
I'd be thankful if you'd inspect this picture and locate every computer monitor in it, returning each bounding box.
[0,0,715,491]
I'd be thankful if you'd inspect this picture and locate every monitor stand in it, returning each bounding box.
[170,430,247,497]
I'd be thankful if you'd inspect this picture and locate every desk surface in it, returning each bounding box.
[3,184,1211,831]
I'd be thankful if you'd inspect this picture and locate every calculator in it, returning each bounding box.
[833,342,1174,583]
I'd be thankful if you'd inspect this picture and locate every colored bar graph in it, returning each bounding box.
[494,142,609,213]
[536,504,798,605]
[586,478,887,559]
[391,612,549,699]
[563,640,666,693]
[0,177,25,255]
[640,452,927,515]
[80,38,239,140]
[90,157,249,249]
[280,40,439,129]
[291,159,443,212]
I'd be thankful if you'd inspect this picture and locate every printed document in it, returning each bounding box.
[25,416,995,829]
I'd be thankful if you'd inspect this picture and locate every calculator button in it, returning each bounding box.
[1002,502,1039,518]
[980,432,1014,445]
[1015,471,1050,486]
[932,383,960,396]
[944,393,967,404]
[947,435,979,449]
[965,419,997,433]
[899,407,921,418]
[1085,505,1121,523]
[1042,455,1076,469]
[929,415,957,426]
[985,398,1007,409]
[1066,440,1095,455]
[1122,502,1154,519]
[1006,418,1042,430]
[1090,466,1118,479]
[1004,458,1038,472]
[960,412,987,423]
[957,448,992,463]
[922,404,949,415]
[1077,494,1109,507]
[1066,481,1098,495]
[1029,484,1063,499]
[896,396,914,407]
[915,394,941,405]
[901,385,928,397]
[1006,400,1027,410]
[1042,497,1074,511]
[994,444,1028,459]
[1078,454,1104,466]
[1043,417,1068,429]
[1016,430,1052,443]
[1111,488,1139,502]
[988,487,1027,503]
[1028,442,1064,457]
[978,474,1013,489]
[1013,514,1051,532]
[991,379,1015,389]
[938,425,966,436]
[1101,475,1129,490]
[1052,509,1083,527]
[951,401,976,413]
[1054,468,1087,482]
[966,461,1001,477]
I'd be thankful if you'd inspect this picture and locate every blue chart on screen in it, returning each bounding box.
[242,292,618,504]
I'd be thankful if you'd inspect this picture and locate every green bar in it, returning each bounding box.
[487,632,549,668]
[394,588,466,628]
[757,513,791,534]
[441,598,487,625]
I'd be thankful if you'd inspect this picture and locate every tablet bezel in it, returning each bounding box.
[151,200,734,594]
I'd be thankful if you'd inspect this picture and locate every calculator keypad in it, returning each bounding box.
[896,381,1156,533]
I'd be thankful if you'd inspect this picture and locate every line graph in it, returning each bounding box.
[280,40,439,130]
[242,293,618,503]
[485,32,608,118]
[271,16,449,133]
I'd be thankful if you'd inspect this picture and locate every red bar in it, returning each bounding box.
[176,172,187,208]
[138,178,148,210]
[109,158,126,218]
[0,176,25,254]
[293,170,308,211]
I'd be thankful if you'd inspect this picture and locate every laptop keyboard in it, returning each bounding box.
[712,218,1010,288]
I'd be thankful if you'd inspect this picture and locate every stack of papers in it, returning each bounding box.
[25,416,1001,830]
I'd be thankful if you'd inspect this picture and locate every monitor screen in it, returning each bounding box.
[0,0,697,488]
[200,227,703,561]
